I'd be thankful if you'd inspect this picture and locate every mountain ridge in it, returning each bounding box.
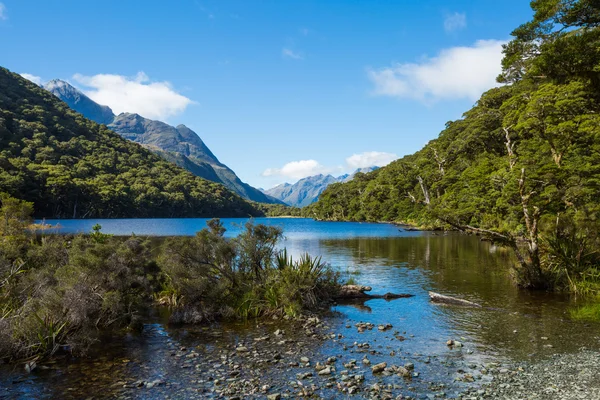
[263,167,379,207]
[43,80,281,205]
[44,79,115,125]
[0,67,261,218]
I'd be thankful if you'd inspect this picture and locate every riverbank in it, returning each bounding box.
[4,307,598,399]
[459,350,600,399]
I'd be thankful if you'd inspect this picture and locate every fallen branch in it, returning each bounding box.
[337,285,413,300]
[428,291,482,308]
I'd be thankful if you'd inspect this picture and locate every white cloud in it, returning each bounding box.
[368,39,506,103]
[20,73,43,86]
[346,151,397,169]
[444,12,466,33]
[263,151,397,183]
[282,48,303,60]
[262,160,330,180]
[0,3,7,20]
[72,71,194,120]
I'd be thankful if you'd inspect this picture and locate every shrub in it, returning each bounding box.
[159,219,340,323]
[0,204,340,360]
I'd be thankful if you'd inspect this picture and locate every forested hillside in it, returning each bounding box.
[45,80,282,204]
[0,68,262,218]
[309,0,600,290]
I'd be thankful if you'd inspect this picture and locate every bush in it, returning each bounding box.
[541,222,600,294]
[0,199,340,360]
[159,219,340,323]
[0,205,160,360]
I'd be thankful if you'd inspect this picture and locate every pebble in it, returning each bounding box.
[318,366,333,376]
[371,362,387,374]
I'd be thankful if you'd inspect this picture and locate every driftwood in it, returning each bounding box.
[397,225,421,232]
[337,285,413,300]
[428,291,482,308]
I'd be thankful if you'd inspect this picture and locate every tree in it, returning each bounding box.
[0,194,33,238]
[498,0,600,85]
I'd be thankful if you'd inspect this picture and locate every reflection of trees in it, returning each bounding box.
[336,299,372,313]
[316,234,599,358]
[316,233,518,304]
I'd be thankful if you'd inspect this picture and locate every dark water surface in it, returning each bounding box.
[3,218,599,398]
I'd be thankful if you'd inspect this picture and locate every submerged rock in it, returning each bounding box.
[318,366,333,376]
[371,362,387,373]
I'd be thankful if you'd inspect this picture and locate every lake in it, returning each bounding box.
[4,218,598,399]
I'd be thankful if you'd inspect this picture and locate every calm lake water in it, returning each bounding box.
[4,218,599,399]
[37,217,414,238]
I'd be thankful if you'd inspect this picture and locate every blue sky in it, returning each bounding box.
[1,0,533,189]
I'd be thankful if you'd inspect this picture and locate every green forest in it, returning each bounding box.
[308,0,600,292]
[0,68,263,218]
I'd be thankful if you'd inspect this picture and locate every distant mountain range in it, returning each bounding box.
[44,79,281,205]
[263,167,379,207]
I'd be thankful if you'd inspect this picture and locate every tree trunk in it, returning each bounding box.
[417,176,430,205]
[503,126,517,170]
[429,291,482,308]
[433,148,445,175]
[517,168,544,288]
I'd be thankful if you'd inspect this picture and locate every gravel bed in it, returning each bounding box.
[459,350,600,400]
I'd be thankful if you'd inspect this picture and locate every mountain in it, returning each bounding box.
[44,79,115,125]
[108,113,220,163]
[339,166,379,182]
[264,166,379,207]
[43,80,281,205]
[265,175,338,208]
[0,67,261,218]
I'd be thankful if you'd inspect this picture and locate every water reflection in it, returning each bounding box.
[5,222,600,398]
[283,233,599,360]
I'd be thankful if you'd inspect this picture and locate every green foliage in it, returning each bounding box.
[0,195,160,359]
[236,221,283,279]
[271,252,338,315]
[0,67,262,218]
[498,0,600,85]
[570,300,600,321]
[254,202,303,217]
[0,204,339,360]
[0,195,33,240]
[32,313,68,357]
[90,224,112,243]
[308,1,600,292]
[159,219,339,323]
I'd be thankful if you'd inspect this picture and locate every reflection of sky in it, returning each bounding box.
[8,219,600,399]
[284,235,458,364]
[37,217,423,239]
[35,217,600,361]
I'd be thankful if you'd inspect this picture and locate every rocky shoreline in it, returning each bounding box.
[458,349,600,400]
[2,311,600,399]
